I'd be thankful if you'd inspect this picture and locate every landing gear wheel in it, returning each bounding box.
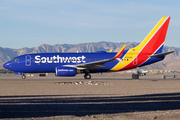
[84,74,91,79]
[22,75,26,79]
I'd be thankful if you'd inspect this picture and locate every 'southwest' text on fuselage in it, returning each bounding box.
[35,55,86,64]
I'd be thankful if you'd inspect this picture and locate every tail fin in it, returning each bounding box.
[110,17,171,71]
[133,17,170,54]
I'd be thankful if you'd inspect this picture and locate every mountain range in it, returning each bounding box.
[0,41,179,70]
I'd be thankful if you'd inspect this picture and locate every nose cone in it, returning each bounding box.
[3,62,11,70]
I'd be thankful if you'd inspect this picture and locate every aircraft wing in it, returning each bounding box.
[64,45,126,70]
[76,59,112,70]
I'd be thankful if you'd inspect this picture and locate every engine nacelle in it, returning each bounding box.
[55,67,76,76]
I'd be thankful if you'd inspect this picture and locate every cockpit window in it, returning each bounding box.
[11,59,19,62]
[11,59,14,61]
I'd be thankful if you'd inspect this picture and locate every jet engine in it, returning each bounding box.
[55,67,76,76]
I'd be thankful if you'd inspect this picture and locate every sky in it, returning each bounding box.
[0,0,180,49]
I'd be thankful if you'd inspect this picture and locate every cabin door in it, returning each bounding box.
[25,55,31,66]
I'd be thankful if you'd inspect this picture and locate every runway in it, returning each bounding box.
[0,73,180,120]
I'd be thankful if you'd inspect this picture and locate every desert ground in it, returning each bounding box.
[0,72,180,120]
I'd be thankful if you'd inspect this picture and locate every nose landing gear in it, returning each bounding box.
[22,75,26,79]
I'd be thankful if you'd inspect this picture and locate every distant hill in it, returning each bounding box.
[0,41,179,70]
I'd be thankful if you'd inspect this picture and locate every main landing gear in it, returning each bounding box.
[84,73,91,79]
[22,75,26,79]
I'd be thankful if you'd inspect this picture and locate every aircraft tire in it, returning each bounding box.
[84,74,91,79]
[22,75,26,79]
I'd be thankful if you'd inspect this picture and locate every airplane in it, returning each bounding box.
[126,68,148,76]
[137,69,148,76]
[3,16,174,79]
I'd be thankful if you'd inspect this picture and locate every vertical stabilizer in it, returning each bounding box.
[110,17,171,71]
[134,17,170,54]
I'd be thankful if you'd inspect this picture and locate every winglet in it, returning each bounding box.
[114,44,126,59]
[109,49,113,53]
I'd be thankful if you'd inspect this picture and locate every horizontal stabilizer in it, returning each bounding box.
[150,51,175,58]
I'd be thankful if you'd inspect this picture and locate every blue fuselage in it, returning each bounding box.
[3,51,164,74]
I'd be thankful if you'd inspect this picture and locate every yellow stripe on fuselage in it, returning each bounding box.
[109,17,168,72]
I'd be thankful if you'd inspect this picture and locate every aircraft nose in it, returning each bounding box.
[3,62,11,69]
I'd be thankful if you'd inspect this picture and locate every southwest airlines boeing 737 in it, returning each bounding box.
[3,17,174,79]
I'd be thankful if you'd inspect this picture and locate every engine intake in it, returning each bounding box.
[55,67,76,76]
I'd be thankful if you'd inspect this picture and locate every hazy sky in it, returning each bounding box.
[0,0,180,49]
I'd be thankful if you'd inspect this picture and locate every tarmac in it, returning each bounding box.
[0,73,180,120]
